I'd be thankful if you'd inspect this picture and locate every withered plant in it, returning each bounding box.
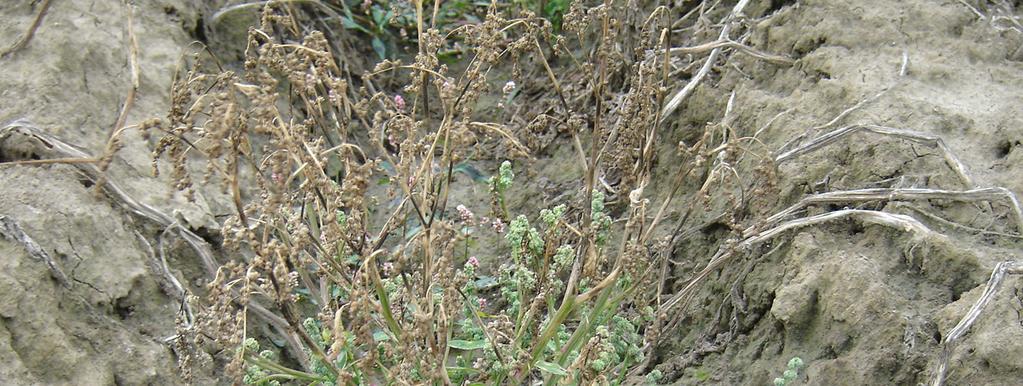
[4,0,1015,385]
[144,1,682,384]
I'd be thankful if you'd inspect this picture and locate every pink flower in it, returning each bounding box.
[491,218,506,233]
[394,94,405,111]
[467,256,479,268]
[477,297,487,309]
[456,204,475,224]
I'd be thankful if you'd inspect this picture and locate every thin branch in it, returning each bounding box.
[660,0,751,123]
[775,124,974,188]
[663,209,943,313]
[0,0,54,58]
[666,39,794,66]
[0,215,72,288]
[931,260,1023,386]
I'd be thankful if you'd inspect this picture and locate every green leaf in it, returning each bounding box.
[372,330,391,342]
[474,275,499,290]
[446,366,482,375]
[536,360,568,376]
[341,16,370,34]
[371,6,388,27]
[448,339,487,350]
[372,36,387,60]
[454,162,488,182]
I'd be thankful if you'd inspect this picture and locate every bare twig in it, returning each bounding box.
[931,260,1023,386]
[660,0,751,123]
[666,39,794,66]
[0,0,54,58]
[775,124,974,188]
[95,2,142,194]
[0,215,72,288]
[751,187,1023,236]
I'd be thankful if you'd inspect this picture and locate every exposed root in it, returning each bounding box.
[0,215,72,288]
[775,124,974,188]
[663,209,944,313]
[663,113,1023,384]
[0,120,222,274]
[134,230,195,329]
[666,39,795,66]
[810,89,891,132]
[752,187,1023,236]
[931,260,1023,386]
[0,0,54,58]
[660,0,751,123]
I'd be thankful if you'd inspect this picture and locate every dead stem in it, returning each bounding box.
[0,215,72,288]
[775,124,974,188]
[0,0,53,58]
[660,0,751,123]
[666,39,794,66]
[931,260,1023,386]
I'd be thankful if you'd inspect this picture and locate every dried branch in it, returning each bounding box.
[775,124,974,188]
[0,215,72,288]
[752,187,1023,236]
[931,260,1023,386]
[663,209,943,313]
[0,0,54,58]
[659,0,751,123]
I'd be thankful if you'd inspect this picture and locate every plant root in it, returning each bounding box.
[659,0,751,123]
[663,208,944,313]
[0,215,72,288]
[931,260,1023,386]
[753,187,1023,236]
[0,0,54,58]
[664,117,1023,384]
[775,124,974,188]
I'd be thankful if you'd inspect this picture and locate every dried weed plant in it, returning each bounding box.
[144,1,683,383]
[134,0,1023,384]
[1,0,1017,384]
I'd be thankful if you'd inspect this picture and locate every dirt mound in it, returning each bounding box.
[651,0,1023,384]
[0,0,221,384]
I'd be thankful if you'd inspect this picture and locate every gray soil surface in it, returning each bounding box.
[2,0,1023,385]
